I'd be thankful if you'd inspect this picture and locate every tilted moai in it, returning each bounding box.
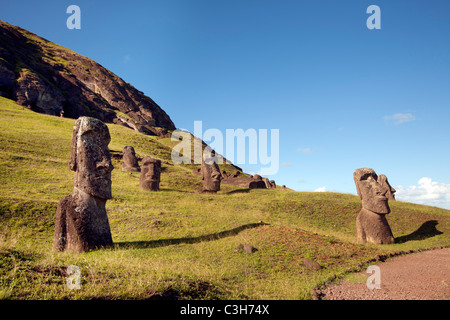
[53,117,114,253]
[353,168,395,245]
[201,152,222,193]
[139,156,161,191]
[122,146,140,172]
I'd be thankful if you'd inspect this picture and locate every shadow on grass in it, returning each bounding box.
[395,220,443,244]
[115,221,267,249]
[158,188,191,193]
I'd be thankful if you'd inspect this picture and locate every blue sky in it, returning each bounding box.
[1,0,450,208]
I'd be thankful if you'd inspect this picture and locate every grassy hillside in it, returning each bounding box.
[0,96,449,300]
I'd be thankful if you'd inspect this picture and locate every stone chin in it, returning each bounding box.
[362,196,391,215]
[75,174,112,200]
[210,180,221,191]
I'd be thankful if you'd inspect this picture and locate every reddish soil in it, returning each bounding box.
[319,248,450,300]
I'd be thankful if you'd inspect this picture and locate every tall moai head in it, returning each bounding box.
[122,145,141,172]
[139,156,162,191]
[353,168,393,214]
[69,117,114,199]
[201,152,222,192]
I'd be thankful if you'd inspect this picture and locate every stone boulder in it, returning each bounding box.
[234,244,258,254]
[303,258,323,270]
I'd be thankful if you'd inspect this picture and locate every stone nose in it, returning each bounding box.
[96,157,114,173]
[211,171,221,179]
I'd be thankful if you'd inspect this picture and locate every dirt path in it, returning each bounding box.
[319,248,450,300]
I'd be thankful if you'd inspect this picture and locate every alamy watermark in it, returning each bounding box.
[65,5,381,31]
[366,265,381,290]
[171,121,280,176]
[66,265,81,290]
[66,5,81,30]
[366,5,381,30]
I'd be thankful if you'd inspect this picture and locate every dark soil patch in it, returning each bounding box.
[147,280,226,300]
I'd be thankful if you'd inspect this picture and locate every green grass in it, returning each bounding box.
[0,96,449,300]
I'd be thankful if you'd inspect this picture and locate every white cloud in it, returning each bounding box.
[314,186,326,192]
[395,177,450,209]
[383,113,416,125]
[297,147,313,154]
[281,161,293,167]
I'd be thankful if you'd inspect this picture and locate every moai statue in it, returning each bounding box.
[122,146,140,172]
[201,151,222,193]
[249,174,266,189]
[139,156,161,191]
[53,117,114,253]
[353,168,395,245]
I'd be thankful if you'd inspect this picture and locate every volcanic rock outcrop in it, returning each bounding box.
[193,168,277,190]
[0,20,175,137]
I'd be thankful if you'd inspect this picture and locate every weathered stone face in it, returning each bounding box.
[201,153,222,192]
[53,117,114,252]
[354,168,390,214]
[122,145,140,172]
[70,117,113,199]
[139,156,161,191]
[354,168,395,244]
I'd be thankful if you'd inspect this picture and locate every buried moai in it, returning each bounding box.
[201,152,222,193]
[53,117,114,253]
[139,156,161,191]
[353,168,395,245]
[122,145,140,172]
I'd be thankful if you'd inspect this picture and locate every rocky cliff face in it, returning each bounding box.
[0,20,175,137]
